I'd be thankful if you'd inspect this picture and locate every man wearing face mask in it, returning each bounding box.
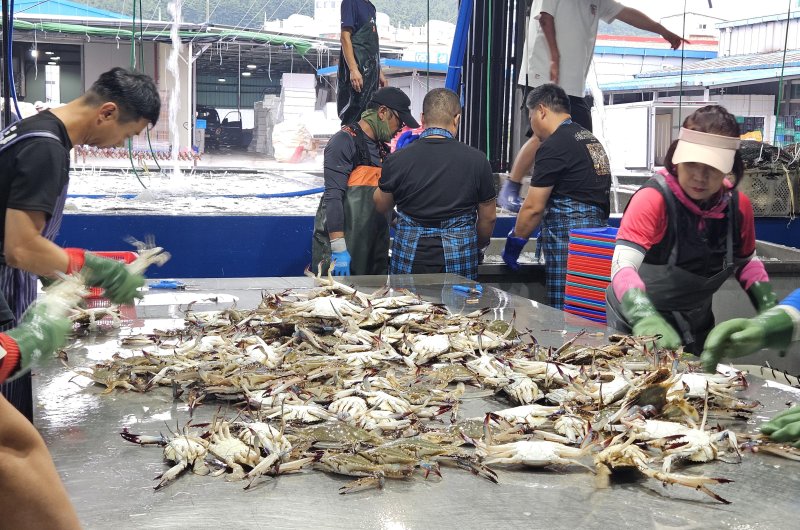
[373,88,496,279]
[312,87,419,276]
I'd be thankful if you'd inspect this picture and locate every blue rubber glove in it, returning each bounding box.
[502,230,528,271]
[331,250,351,276]
[498,180,522,213]
[395,130,419,150]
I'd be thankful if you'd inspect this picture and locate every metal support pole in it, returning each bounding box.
[237,45,241,112]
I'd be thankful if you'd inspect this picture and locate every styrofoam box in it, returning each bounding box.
[281,73,316,90]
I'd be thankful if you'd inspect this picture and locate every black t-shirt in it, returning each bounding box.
[379,137,496,226]
[532,121,611,215]
[340,0,376,33]
[0,111,72,261]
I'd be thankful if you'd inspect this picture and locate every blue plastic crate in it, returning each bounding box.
[569,227,619,241]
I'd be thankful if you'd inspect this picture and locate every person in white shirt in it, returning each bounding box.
[499,0,685,212]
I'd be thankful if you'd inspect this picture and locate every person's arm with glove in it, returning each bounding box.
[761,404,800,448]
[4,209,143,304]
[0,301,73,384]
[701,288,800,372]
[610,243,682,350]
[64,248,144,304]
[503,184,551,271]
[499,137,542,213]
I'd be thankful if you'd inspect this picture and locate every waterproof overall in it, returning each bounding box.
[606,174,736,354]
[0,128,68,421]
[390,211,479,280]
[337,19,380,126]
[312,125,389,275]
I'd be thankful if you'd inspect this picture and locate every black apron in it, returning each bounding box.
[606,176,735,354]
[337,19,380,126]
[0,128,67,422]
[311,125,390,276]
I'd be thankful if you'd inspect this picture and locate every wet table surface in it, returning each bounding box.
[34,275,800,529]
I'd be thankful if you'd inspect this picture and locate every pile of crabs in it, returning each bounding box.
[64,272,791,503]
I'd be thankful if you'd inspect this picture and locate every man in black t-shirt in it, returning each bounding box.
[375,88,496,280]
[0,67,162,421]
[503,83,610,309]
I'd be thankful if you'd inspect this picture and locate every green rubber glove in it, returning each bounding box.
[5,301,73,379]
[760,405,800,448]
[700,306,794,372]
[620,288,682,349]
[746,281,779,313]
[83,252,144,304]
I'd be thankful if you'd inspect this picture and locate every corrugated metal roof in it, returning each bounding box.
[717,11,800,29]
[14,0,126,19]
[636,49,800,78]
[600,66,800,91]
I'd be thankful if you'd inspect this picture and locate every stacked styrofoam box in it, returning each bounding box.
[248,96,279,156]
[279,73,316,123]
[564,227,619,323]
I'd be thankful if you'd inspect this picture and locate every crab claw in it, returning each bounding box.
[420,461,442,479]
[120,428,167,446]
[451,456,499,484]
[339,475,385,494]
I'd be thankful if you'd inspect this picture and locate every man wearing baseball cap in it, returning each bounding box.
[312,87,419,276]
[605,105,778,355]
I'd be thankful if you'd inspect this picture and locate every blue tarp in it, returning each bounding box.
[317,59,448,77]
[14,0,127,20]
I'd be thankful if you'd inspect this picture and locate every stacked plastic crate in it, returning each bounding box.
[564,227,618,323]
[85,251,139,325]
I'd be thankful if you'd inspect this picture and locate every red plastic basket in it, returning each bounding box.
[86,251,137,299]
[565,284,607,302]
[566,273,610,290]
[569,243,614,256]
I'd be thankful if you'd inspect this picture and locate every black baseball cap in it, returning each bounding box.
[370,87,420,129]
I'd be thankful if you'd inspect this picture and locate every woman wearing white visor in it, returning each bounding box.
[605,105,778,354]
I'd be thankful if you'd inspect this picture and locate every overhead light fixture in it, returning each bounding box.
[246,64,257,69]
[45,51,53,55]
[47,61,57,65]
[51,56,61,61]
[242,72,251,77]
[30,49,39,58]
[218,78,226,82]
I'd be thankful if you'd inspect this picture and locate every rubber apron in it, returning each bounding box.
[337,19,380,126]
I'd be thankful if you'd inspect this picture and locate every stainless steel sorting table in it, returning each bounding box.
[34,275,800,529]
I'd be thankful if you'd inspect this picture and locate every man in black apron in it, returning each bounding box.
[337,0,387,126]
[312,87,418,276]
[0,68,161,420]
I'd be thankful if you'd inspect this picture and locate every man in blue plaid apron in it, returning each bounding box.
[374,88,496,280]
[503,84,609,309]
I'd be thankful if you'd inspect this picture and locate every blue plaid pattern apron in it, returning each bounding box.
[0,128,68,421]
[390,211,479,280]
[542,194,607,309]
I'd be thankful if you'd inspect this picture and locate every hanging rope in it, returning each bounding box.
[127,0,147,189]
[139,0,162,172]
[774,0,793,146]
[485,0,492,163]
